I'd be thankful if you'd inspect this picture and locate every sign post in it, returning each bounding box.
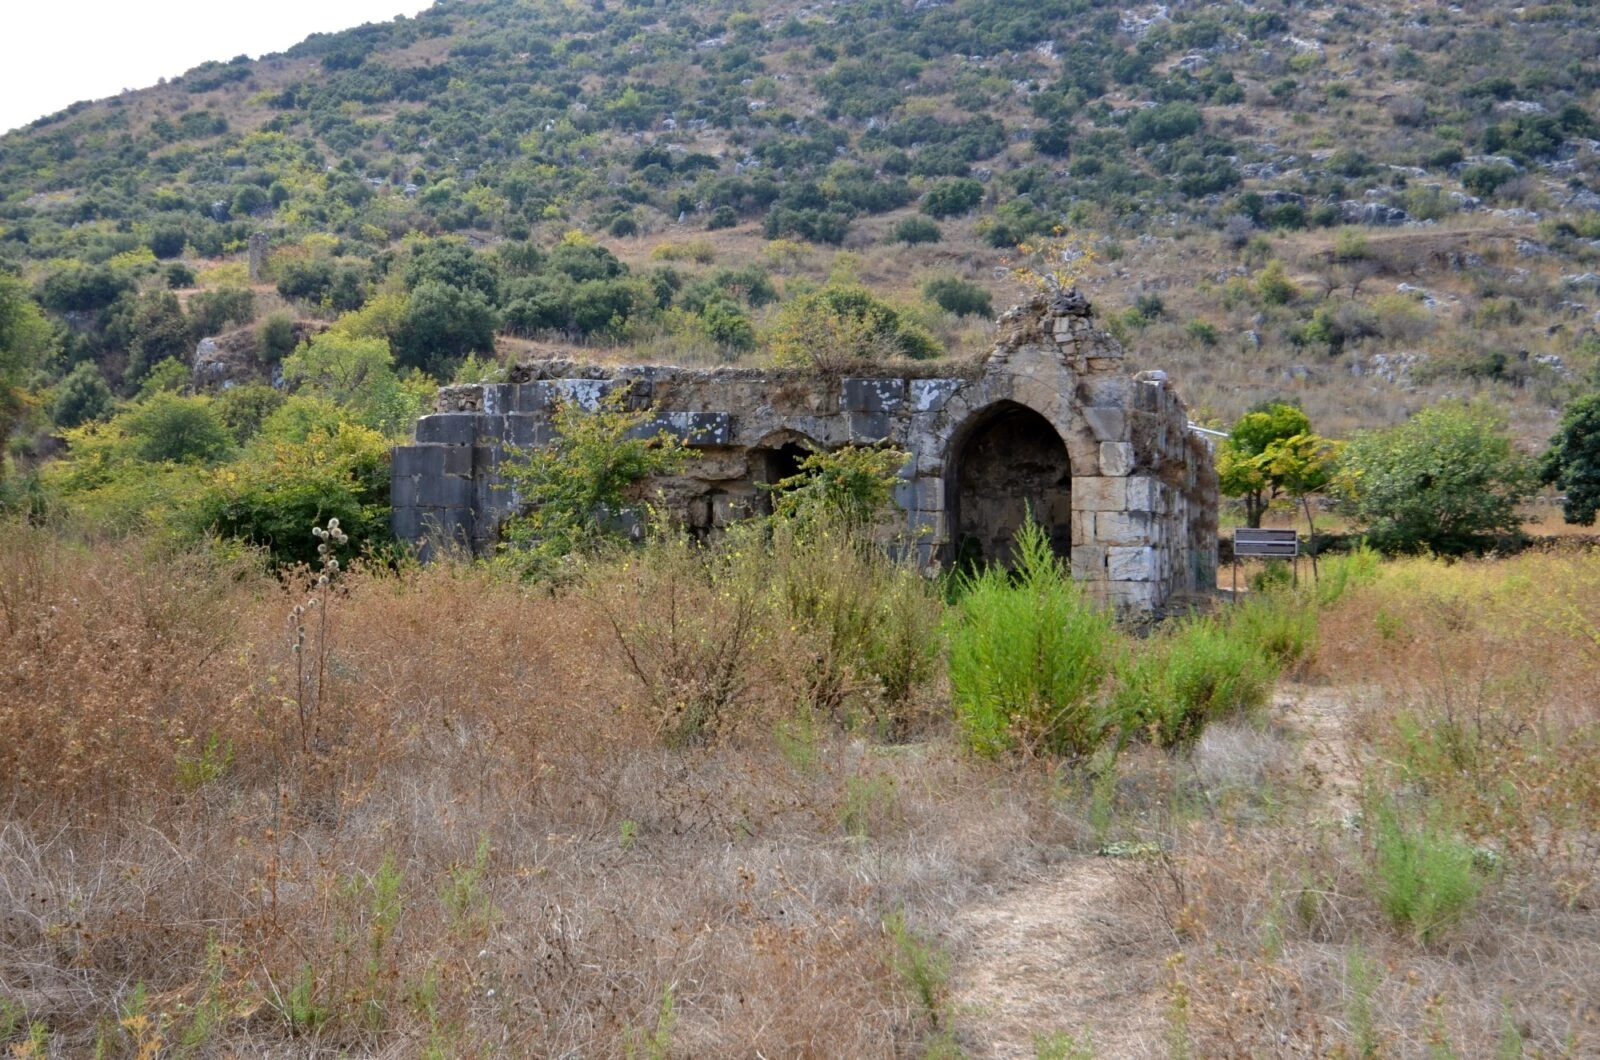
[1232,528,1301,597]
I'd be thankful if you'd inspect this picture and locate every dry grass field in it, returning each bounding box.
[1,519,1596,1058]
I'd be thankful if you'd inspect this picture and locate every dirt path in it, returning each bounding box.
[947,684,1356,1057]
[1275,682,1363,819]
[946,859,1169,1058]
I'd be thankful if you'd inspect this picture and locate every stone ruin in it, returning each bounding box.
[391,291,1219,613]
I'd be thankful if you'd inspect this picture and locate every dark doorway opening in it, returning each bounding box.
[755,440,813,514]
[950,403,1072,568]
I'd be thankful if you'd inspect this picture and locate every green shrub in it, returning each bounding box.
[499,392,686,577]
[919,178,984,219]
[1255,260,1298,306]
[1340,401,1534,555]
[1229,592,1317,670]
[51,362,115,428]
[948,519,1115,758]
[188,286,256,338]
[1114,616,1277,748]
[892,216,942,245]
[767,284,942,368]
[1186,320,1219,347]
[191,422,392,565]
[257,312,298,364]
[121,393,233,465]
[1369,795,1484,944]
[922,276,992,318]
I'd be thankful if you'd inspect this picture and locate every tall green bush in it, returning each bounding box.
[1340,401,1534,554]
[948,519,1114,758]
[1113,614,1277,748]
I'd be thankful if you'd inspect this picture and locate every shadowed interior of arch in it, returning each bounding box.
[949,402,1073,568]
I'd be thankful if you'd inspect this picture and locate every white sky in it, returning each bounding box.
[1,0,434,135]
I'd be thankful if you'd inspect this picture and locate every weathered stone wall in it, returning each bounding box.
[391,293,1218,613]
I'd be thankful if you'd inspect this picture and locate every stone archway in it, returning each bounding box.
[948,402,1073,567]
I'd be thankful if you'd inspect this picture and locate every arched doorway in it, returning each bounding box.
[949,402,1072,567]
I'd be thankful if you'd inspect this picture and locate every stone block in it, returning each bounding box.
[513,383,554,413]
[480,384,511,415]
[390,445,428,479]
[908,508,945,539]
[391,474,420,508]
[1124,476,1161,513]
[390,505,422,542]
[1134,378,1167,413]
[1095,510,1151,546]
[552,377,622,410]
[418,507,473,548]
[1099,441,1135,477]
[913,476,945,512]
[893,479,915,512]
[475,415,506,442]
[1071,545,1107,580]
[504,414,550,448]
[1081,376,1131,409]
[415,413,478,446]
[685,412,732,446]
[842,378,905,413]
[1071,510,1093,546]
[419,474,474,509]
[849,411,891,442]
[630,411,733,447]
[1109,581,1160,612]
[909,378,962,413]
[1074,476,1126,511]
[1080,406,1126,441]
[443,445,473,477]
[1107,545,1157,581]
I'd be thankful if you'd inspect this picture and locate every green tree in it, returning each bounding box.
[0,275,59,472]
[499,392,687,577]
[51,362,115,428]
[1254,431,1342,571]
[393,281,498,377]
[193,421,392,565]
[892,216,941,246]
[920,178,984,219]
[1216,403,1311,528]
[1539,391,1600,525]
[120,393,233,464]
[922,276,992,318]
[114,290,192,383]
[281,331,428,437]
[767,444,908,530]
[767,285,939,370]
[1340,401,1534,554]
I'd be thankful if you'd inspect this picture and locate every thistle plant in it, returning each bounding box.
[288,517,348,755]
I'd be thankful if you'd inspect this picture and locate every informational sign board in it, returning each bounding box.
[1232,528,1301,594]
[1233,528,1300,558]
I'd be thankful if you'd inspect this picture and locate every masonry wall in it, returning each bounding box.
[391,293,1218,613]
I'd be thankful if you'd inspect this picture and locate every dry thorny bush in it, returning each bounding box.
[2,529,1598,1057]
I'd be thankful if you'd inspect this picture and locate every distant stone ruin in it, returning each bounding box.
[391,291,1219,613]
[247,231,269,283]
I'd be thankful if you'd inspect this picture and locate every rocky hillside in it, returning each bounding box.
[4,0,1600,438]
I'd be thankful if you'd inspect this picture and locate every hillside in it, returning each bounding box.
[3,0,1600,446]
